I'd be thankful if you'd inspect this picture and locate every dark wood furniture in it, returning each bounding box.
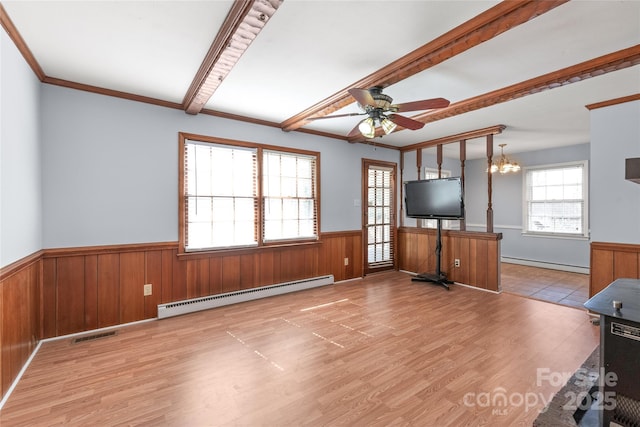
[584,278,640,426]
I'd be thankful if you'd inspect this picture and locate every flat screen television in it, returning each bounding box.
[404,177,465,219]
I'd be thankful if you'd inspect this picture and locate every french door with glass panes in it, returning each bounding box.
[363,160,396,274]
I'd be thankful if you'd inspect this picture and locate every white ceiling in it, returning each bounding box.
[2,0,639,159]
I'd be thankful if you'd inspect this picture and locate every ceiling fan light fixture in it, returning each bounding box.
[358,117,376,138]
[380,117,397,135]
[374,93,393,110]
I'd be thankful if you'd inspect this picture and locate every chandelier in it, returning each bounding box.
[490,144,521,174]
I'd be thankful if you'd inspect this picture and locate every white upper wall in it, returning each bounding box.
[39,84,399,249]
[590,99,640,244]
[0,30,42,268]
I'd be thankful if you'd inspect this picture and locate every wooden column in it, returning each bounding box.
[416,148,422,228]
[486,135,494,233]
[459,139,466,231]
[436,144,443,178]
[400,151,405,227]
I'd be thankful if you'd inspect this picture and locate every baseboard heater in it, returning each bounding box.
[157,274,334,319]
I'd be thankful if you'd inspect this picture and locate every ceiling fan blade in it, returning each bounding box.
[393,98,450,112]
[348,88,376,107]
[306,112,366,121]
[388,114,425,130]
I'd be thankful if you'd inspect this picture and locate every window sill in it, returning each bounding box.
[177,239,322,259]
[521,231,589,241]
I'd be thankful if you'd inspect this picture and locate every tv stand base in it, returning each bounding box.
[412,273,452,290]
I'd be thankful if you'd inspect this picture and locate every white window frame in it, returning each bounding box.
[522,160,589,239]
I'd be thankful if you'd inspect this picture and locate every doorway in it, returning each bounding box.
[363,159,397,274]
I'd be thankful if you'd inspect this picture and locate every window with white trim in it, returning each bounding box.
[180,135,319,252]
[523,161,588,237]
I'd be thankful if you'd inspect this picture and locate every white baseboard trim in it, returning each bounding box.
[453,281,501,294]
[501,257,590,275]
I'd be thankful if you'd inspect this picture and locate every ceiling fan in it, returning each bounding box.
[307,86,450,139]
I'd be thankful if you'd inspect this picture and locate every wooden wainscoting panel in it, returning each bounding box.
[56,256,86,336]
[475,239,489,289]
[398,227,501,291]
[0,258,41,400]
[458,235,471,285]
[186,257,210,298]
[208,256,224,295]
[257,250,275,287]
[83,255,98,331]
[221,255,241,294]
[119,252,145,324]
[487,239,500,292]
[97,254,120,329]
[590,242,640,297]
[327,236,344,280]
[41,258,57,338]
[302,245,319,279]
[281,247,304,281]
[468,238,478,286]
[320,231,363,281]
[144,251,163,319]
[171,251,188,302]
[353,233,364,279]
[36,237,365,340]
[614,250,639,279]
[240,254,256,290]
[160,249,175,304]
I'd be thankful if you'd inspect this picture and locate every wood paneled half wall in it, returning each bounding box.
[397,227,502,292]
[0,252,40,403]
[590,241,640,297]
[0,230,362,401]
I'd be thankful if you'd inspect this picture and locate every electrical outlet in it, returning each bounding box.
[344,257,349,266]
[143,284,152,296]
[454,259,461,268]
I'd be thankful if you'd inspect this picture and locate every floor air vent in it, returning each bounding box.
[73,330,117,343]
[158,274,334,319]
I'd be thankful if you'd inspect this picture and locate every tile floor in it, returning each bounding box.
[500,262,590,309]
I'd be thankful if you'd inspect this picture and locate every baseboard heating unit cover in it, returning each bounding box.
[157,275,334,319]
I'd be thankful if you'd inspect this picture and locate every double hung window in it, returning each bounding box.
[523,161,588,238]
[179,134,319,252]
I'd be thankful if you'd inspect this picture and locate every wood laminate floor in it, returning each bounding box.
[1,271,598,426]
[500,263,590,310]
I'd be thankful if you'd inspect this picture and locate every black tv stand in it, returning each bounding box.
[412,218,452,290]
[412,272,452,289]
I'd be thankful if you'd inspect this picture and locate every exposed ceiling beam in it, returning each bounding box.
[280,0,569,132]
[586,93,640,110]
[414,46,640,124]
[351,45,640,143]
[183,0,283,115]
[400,125,506,153]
